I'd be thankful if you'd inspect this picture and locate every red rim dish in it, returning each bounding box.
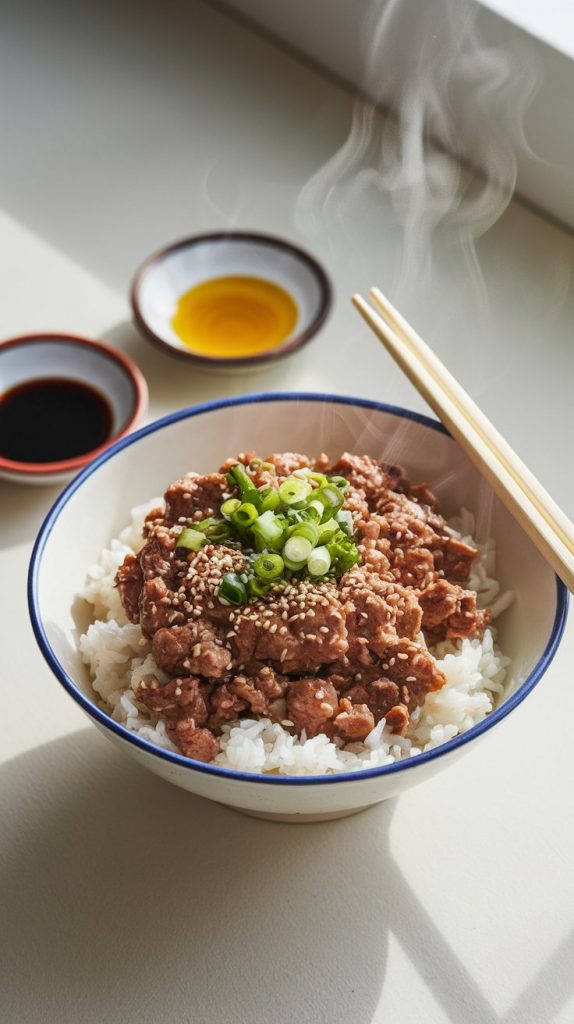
[130,231,333,367]
[0,334,148,476]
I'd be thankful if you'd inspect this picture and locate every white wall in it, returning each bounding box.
[215,0,574,230]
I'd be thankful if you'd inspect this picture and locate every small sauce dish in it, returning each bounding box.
[0,334,148,485]
[131,232,332,370]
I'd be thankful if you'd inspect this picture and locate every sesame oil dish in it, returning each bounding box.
[171,275,298,359]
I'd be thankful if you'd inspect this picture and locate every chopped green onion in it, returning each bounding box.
[328,475,350,491]
[317,518,340,543]
[242,487,262,508]
[254,553,284,581]
[229,463,253,496]
[297,469,328,486]
[284,535,313,563]
[307,500,324,520]
[248,458,273,473]
[327,538,360,576]
[247,577,270,599]
[202,519,232,542]
[314,484,344,521]
[219,572,247,605]
[251,510,285,550]
[259,487,280,513]
[231,502,259,528]
[279,477,312,506]
[194,516,219,532]
[194,517,230,539]
[283,554,307,572]
[307,545,331,576]
[336,509,354,536]
[221,498,241,519]
[175,527,206,552]
[289,520,320,547]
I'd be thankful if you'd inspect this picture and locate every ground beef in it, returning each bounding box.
[164,473,227,524]
[152,622,232,678]
[384,703,410,736]
[343,678,401,718]
[115,451,488,762]
[419,580,490,643]
[116,555,142,624]
[168,719,220,762]
[135,675,210,723]
[333,699,375,741]
[229,583,348,673]
[286,678,339,738]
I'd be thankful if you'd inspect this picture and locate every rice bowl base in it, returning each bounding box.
[28,395,568,820]
[79,500,512,780]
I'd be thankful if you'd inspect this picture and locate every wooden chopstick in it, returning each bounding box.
[369,287,574,555]
[352,291,574,593]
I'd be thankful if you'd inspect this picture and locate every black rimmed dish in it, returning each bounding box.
[0,334,148,486]
[130,232,332,370]
[27,393,567,821]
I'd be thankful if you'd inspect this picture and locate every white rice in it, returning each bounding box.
[79,501,513,775]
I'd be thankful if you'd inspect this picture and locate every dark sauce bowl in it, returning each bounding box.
[0,334,148,486]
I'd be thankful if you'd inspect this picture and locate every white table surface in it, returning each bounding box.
[1,2,573,1022]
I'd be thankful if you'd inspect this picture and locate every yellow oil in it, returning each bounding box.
[171,275,298,359]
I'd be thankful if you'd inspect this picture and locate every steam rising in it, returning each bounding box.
[296,0,540,304]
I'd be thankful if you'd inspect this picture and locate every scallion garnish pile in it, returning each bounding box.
[175,461,360,605]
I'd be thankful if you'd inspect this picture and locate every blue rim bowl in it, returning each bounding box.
[28,392,568,790]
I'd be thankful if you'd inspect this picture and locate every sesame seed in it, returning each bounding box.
[397,652,408,660]
[319,626,329,634]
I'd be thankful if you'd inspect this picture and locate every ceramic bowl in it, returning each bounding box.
[131,232,332,369]
[28,394,567,821]
[0,334,148,485]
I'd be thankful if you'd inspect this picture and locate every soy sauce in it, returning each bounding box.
[0,378,112,463]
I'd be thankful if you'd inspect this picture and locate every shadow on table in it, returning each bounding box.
[1,730,387,1024]
[101,320,315,417]
[0,478,64,551]
[6,733,568,1024]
